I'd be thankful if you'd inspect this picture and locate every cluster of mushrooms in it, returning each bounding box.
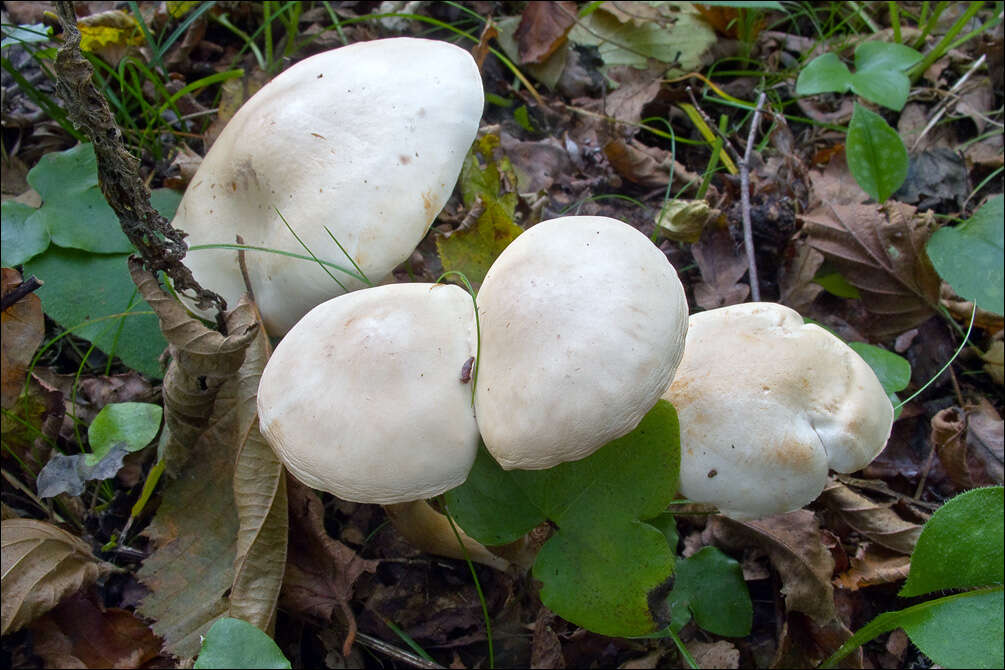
[173,38,894,565]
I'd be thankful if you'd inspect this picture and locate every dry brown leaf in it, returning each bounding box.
[772,613,861,669]
[531,608,566,669]
[778,239,825,313]
[1,268,45,410]
[689,640,740,669]
[801,201,941,336]
[29,592,163,669]
[515,1,578,64]
[967,399,1005,485]
[281,477,378,655]
[933,401,1004,488]
[1,518,112,635]
[604,64,665,129]
[932,406,972,489]
[603,138,700,190]
[692,227,750,310]
[834,542,911,591]
[708,510,836,623]
[818,480,922,554]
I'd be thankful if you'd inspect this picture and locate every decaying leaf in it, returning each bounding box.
[29,592,163,669]
[603,138,701,191]
[932,401,1005,489]
[979,339,1004,384]
[655,199,718,244]
[514,1,578,64]
[801,200,941,336]
[818,480,922,554]
[772,612,861,669]
[692,227,750,310]
[834,542,911,591]
[707,510,836,623]
[689,640,740,669]
[1,268,45,409]
[778,239,826,313]
[1,518,113,635]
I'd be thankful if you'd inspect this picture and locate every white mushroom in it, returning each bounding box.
[474,216,689,470]
[257,283,479,503]
[175,38,484,335]
[663,302,894,520]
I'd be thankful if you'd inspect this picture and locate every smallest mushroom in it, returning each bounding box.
[663,302,893,520]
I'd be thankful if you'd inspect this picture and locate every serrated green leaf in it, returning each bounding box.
[854,41,923,74]
[926,195,1004,315]
[846,103,908,203]
[1,200,49,266]
[796,52,853,96]
[27,144,133,254]
[668,546,752,637]
[23,248,167,379]
[193,617,291,669]
[901,486,1004,597]
[86,402,162,466]
[449,400,681,637]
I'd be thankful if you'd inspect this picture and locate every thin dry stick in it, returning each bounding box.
[739,92,768,302]
[52,1,227,324]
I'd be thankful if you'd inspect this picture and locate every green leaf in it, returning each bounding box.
[822,588,1004,669]
[849,68,910,112]
[447,400,681,637]
[846,103,908,203]
[86,402,162,466]
[813,271,861,299]
[901,486,1004,597]
[848,341,910,415]
[193,617,291,669]
[1,200,49,266]
[796,52,853,96]
[1,23,52,48]
[854,41,923,73]
[926,195,1005,315]
[27,144,133,254]
[668,546,752,637]
[23,248,167,379]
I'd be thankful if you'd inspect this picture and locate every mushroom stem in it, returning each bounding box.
[383,501,511,571]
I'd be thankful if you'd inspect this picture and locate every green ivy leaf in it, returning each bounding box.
[26,143,133,254]
[86,402,163,466]
[796,52,853,96]
[667,546,752,637]
[23,248,168,379]
[0,200,49,266]
[901,486,1004,597]
[846,103,908,203]
[926,195,1004,316]
[447,400,681,637]
[193,617,291,669]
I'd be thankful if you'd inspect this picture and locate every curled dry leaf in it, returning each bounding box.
[514,0,578,64]
[801,200,941,336]
[1,518,112,635]
[772,612,861,669]
[1,268,45,409]
[932,401,1005,489]
[834,542,911,591]
[707,510,836,623]
[818,480,922,554]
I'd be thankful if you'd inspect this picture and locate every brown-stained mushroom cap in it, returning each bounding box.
[663,302,894,520]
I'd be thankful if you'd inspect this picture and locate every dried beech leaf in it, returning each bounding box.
[834,542,911,591]
[228,310,288,633]
[801,201,941,336]
[136,289,269,659]
[708,510,836,623]
[818,480,922,554]
[515,1,577,64]
[1,268,45,409]
[1,518,112,635]
[129,258,258,473]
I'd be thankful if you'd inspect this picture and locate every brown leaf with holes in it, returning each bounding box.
[1,519,112,635]
[692,227,750,310]
[29,592,163,669]
[1,268,45,409]
[834,542,911,591]
[708,510,836,623]
[281,477,378,655]
[801,200,941,336]
[818,480,922,554]
[515,1,578,64]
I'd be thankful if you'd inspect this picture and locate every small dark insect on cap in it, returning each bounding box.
[707,469,718,478]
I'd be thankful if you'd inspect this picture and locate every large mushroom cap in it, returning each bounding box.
[474,216,689,470]
[257,283,479,504]
[175,38,484,335]
[663,302,894,520]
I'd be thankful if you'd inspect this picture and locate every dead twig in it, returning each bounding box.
[739,92,767,302]
[52,1,227,326]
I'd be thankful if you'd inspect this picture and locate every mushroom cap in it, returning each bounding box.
[663,302,894,520]
[257,283,479,504]
[175,38,484,335]
[474,216,689,470]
